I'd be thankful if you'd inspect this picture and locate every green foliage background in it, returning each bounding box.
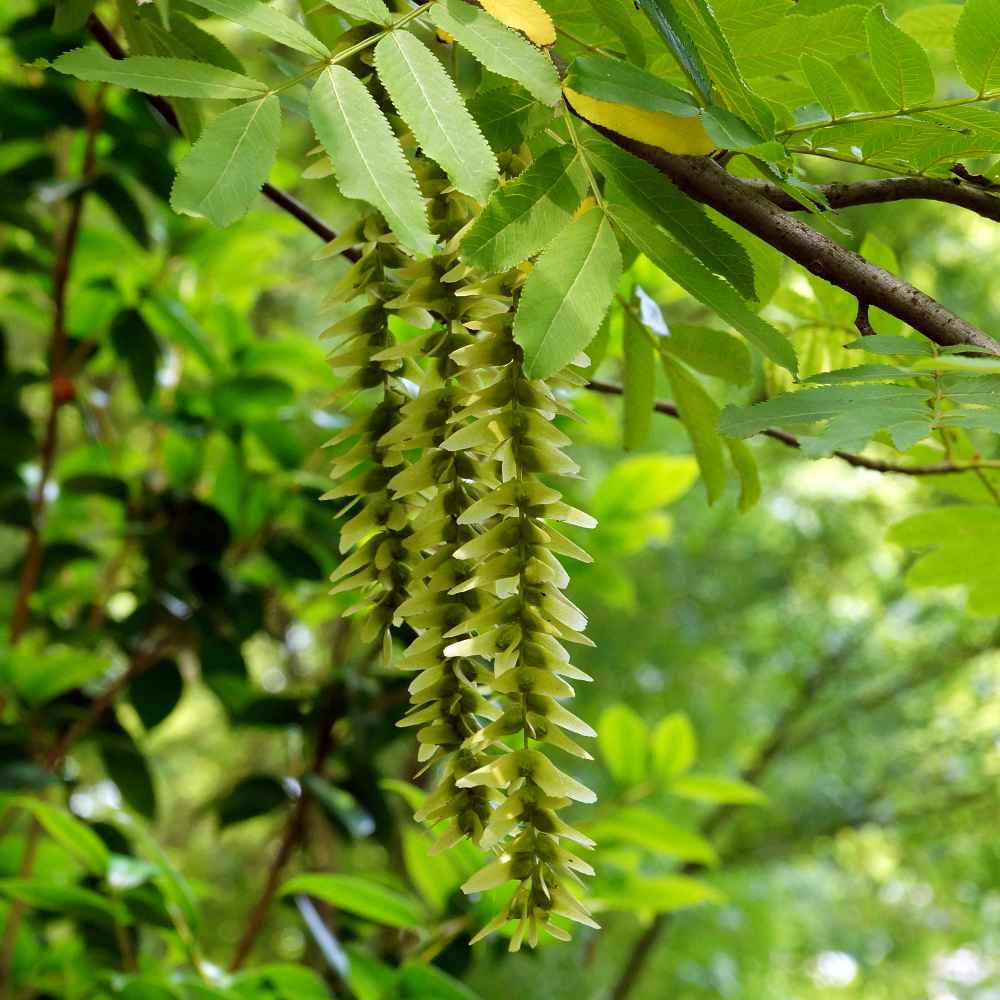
[3,0,1000,997]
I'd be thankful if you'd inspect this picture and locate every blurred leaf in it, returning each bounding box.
[280,873,426,928]
[0,879,127,924]
[265,535,324,580]
[650,712,697,779]
[889,505,1000,615]
[597,704,649,786]
[670,773,766,804]
[6,647,108,705]
[587,807,718,864]
[214,375,294,424]
[397,962,482,999]
[402,827,463,914]
[8,797,110,875]
[590,873,724,913]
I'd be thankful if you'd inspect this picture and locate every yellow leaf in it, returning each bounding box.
[563,86,717,155]
[480,0,556,46]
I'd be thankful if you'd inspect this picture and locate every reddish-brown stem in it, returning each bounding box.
[9,93,104,645]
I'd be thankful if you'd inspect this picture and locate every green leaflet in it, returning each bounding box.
[732,6,871,79]
[865,6,935,109]
[53,49,267,99]
[799,54,855,120]
[581,131,755,299]
[955,0,1000,95]
[724,435,758,511]
[459,144,588,273]
[467,89,538,149]
[323,0,391,25]
[513,208,622,379]
[281,874,426,929]
[430,0,561,105]
[718,383,932,455]
[623,313,655,450]
[374,31,498,205]
[610,203,796,373]
[186,0,329,58]
[661,353,727,504]
[171,95,281,227]
[309,65,435,257]
[675,0,774,136]
[585,0,646,67]
[636,0,713,104]
[700,105,763,149]
[564,54,699,116]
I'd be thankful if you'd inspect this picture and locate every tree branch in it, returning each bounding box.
[586,380,1000,477]
[743,175,1000,224]
[585,127,1000,357]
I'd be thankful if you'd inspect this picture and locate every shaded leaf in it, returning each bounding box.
[611,202,796,373]
[187,0,329,58]
[281,873,425,928]
[129,659,184,730]
[171,95,281,227]
[460,144,588,273]
[217,774,289,827]
[623,312,655,450]
[513,207,622,379]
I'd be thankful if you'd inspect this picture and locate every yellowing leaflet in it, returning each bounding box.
[480,0,556,46]
[563,86,717,155]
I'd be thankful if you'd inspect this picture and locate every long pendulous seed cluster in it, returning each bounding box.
[323,157,599,948]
